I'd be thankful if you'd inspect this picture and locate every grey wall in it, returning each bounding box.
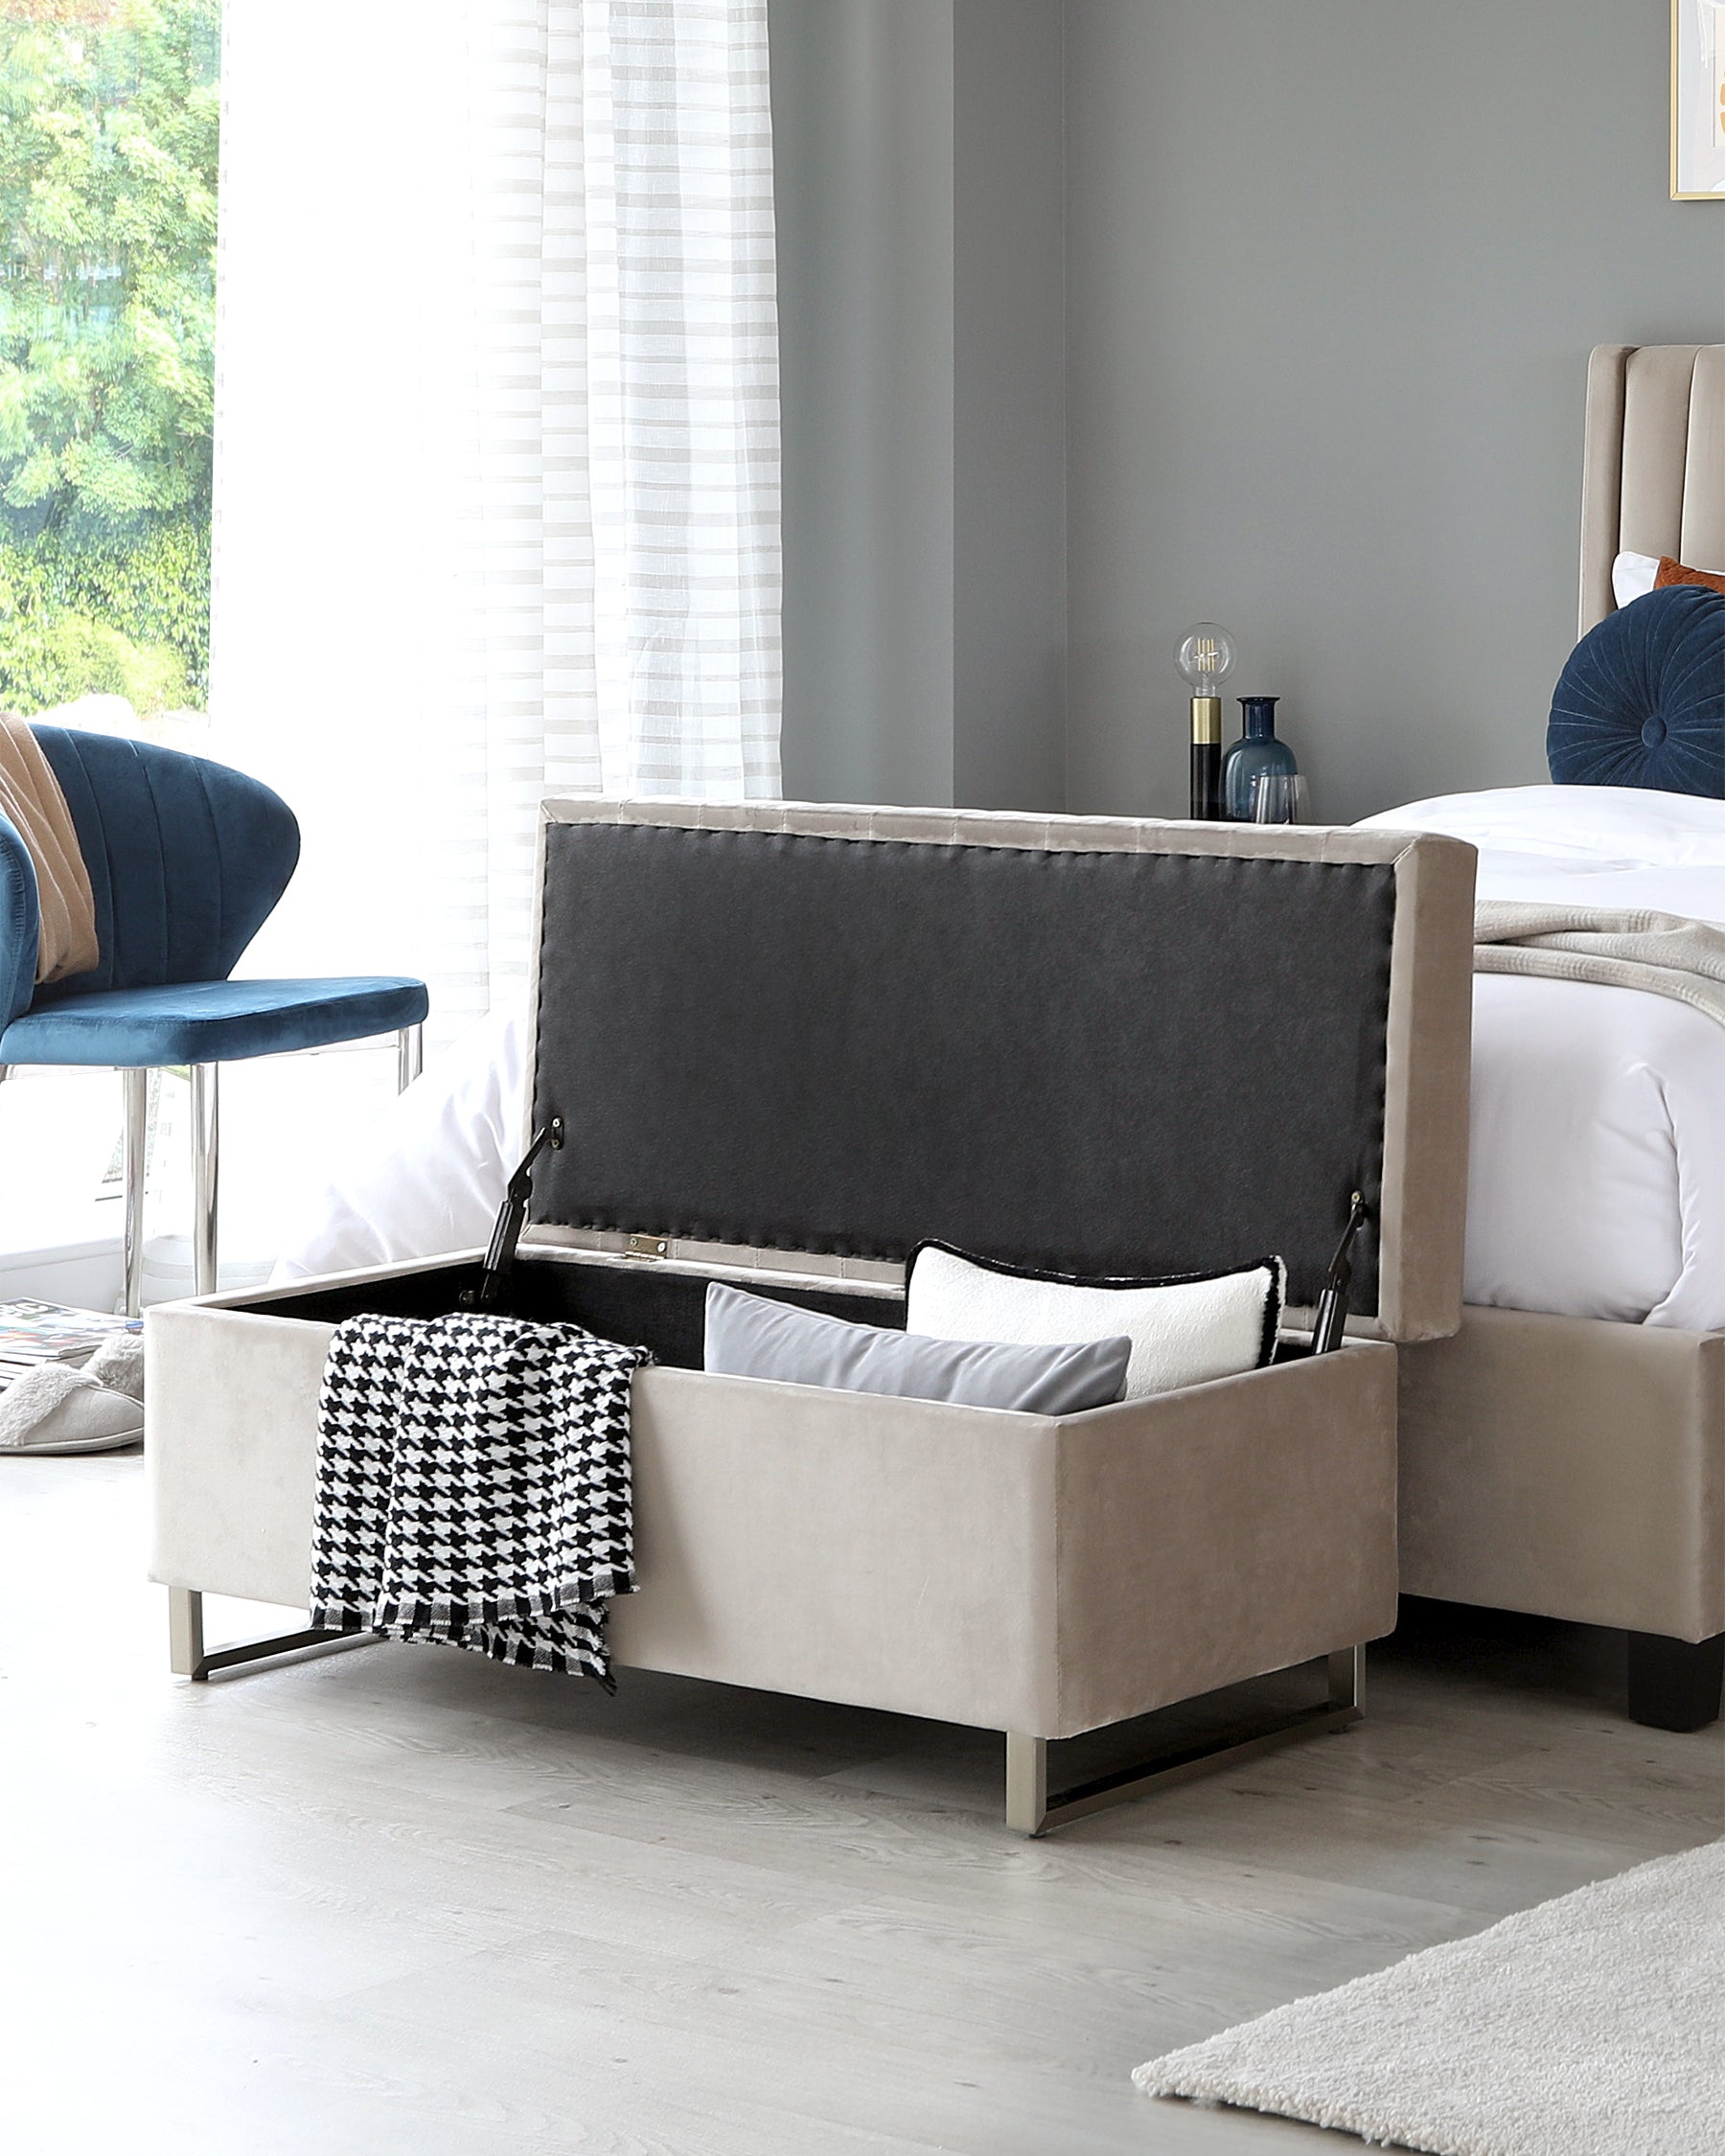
[1065,0,1725,823]
[953,0,1067,811]
[770,0,955,806]
[770,0,1066,809]
[772,1,1725,823]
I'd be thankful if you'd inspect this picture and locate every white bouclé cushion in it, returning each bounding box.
[906,1244,1284,1402]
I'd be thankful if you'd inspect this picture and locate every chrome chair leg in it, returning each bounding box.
[397,1022,424,1093]
[191,1063,219,1298]
[122,1067,150,1319]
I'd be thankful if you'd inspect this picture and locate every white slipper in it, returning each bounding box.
[84,1329,145,1403]
[0,1364,145,1455]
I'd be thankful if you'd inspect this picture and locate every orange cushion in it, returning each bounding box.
[1654,556,1725,597]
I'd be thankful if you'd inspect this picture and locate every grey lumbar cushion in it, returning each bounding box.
[703,1281,1131,1414]
[906,1243,1284,1403]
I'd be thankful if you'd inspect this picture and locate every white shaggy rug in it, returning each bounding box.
[1135,1840,1725,2155]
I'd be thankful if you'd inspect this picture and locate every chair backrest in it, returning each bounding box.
[0,808,42,1029]
[26,727,301,1002]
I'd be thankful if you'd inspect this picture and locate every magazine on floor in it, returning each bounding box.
[0,1300,139,1387]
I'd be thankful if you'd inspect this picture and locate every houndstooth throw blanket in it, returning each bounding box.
[310,1311,649,1688]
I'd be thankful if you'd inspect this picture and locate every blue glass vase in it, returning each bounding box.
[1223,697,1299,820]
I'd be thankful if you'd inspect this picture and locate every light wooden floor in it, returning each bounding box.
[2,1449,1719,2156]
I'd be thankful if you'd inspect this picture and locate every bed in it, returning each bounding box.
[272,342,1725,1733]
[1389,345,1725,1733]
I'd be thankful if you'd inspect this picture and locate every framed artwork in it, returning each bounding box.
[1673,0,1725,197]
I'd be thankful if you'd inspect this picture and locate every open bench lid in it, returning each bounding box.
[520,801,1476,1343]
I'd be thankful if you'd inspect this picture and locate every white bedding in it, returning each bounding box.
[1354,786,1725,1331]
[272,786,1725,1333]
[273,1006,527,1287]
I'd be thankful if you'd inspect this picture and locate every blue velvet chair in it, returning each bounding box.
[0,727,428,1312]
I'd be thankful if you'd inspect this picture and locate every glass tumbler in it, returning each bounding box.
[1250,771,1301,825]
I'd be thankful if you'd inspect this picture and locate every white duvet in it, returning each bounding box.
[1354,786,1725,1331]
[272,786,1725,1333]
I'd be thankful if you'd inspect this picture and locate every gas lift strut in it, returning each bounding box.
[461,1118,565,1314]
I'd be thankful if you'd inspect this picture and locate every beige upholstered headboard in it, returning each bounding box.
[1580,344,1725,636]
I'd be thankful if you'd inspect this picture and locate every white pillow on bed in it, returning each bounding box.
[1611,551,1661,608]
[906,1244,1284,1403]
[269,1007,524,1283]
[1354,783,1725,866]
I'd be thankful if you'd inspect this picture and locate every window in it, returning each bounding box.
[0,0,217,732]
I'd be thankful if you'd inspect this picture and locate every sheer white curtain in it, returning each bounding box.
[211,0,780,1036]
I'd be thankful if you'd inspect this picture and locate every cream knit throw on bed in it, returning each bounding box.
[0,713,98,984]
[1476,901,1725,1027]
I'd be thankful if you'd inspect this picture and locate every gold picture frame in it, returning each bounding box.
[1672,0,1725,198]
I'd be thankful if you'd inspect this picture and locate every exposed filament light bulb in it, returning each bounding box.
[1176,623,1237,697]
[1177,621,1235,819]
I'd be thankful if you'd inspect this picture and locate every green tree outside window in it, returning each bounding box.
[0,0,217,716]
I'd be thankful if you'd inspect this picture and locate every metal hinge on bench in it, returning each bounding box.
[625,1234,669,1261]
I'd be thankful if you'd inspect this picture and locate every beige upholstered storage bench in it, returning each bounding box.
[148,801,1476,1833]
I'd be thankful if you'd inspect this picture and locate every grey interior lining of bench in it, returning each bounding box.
[250,1258,891,1368]
[530,821,1396,1311]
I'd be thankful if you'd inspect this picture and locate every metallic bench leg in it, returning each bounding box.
[122,1067,150,1319]
[397,1023,424,1093]
[167,1583,375,1682]
[1005,1732,1048,1836]
[168,1586,205,1676]
[1004,1646,1368,1837]
[191,1063,219,1299]
[1328,1642,1365,1713]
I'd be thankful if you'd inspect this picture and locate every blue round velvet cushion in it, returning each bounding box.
[1548,584,1725,793]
